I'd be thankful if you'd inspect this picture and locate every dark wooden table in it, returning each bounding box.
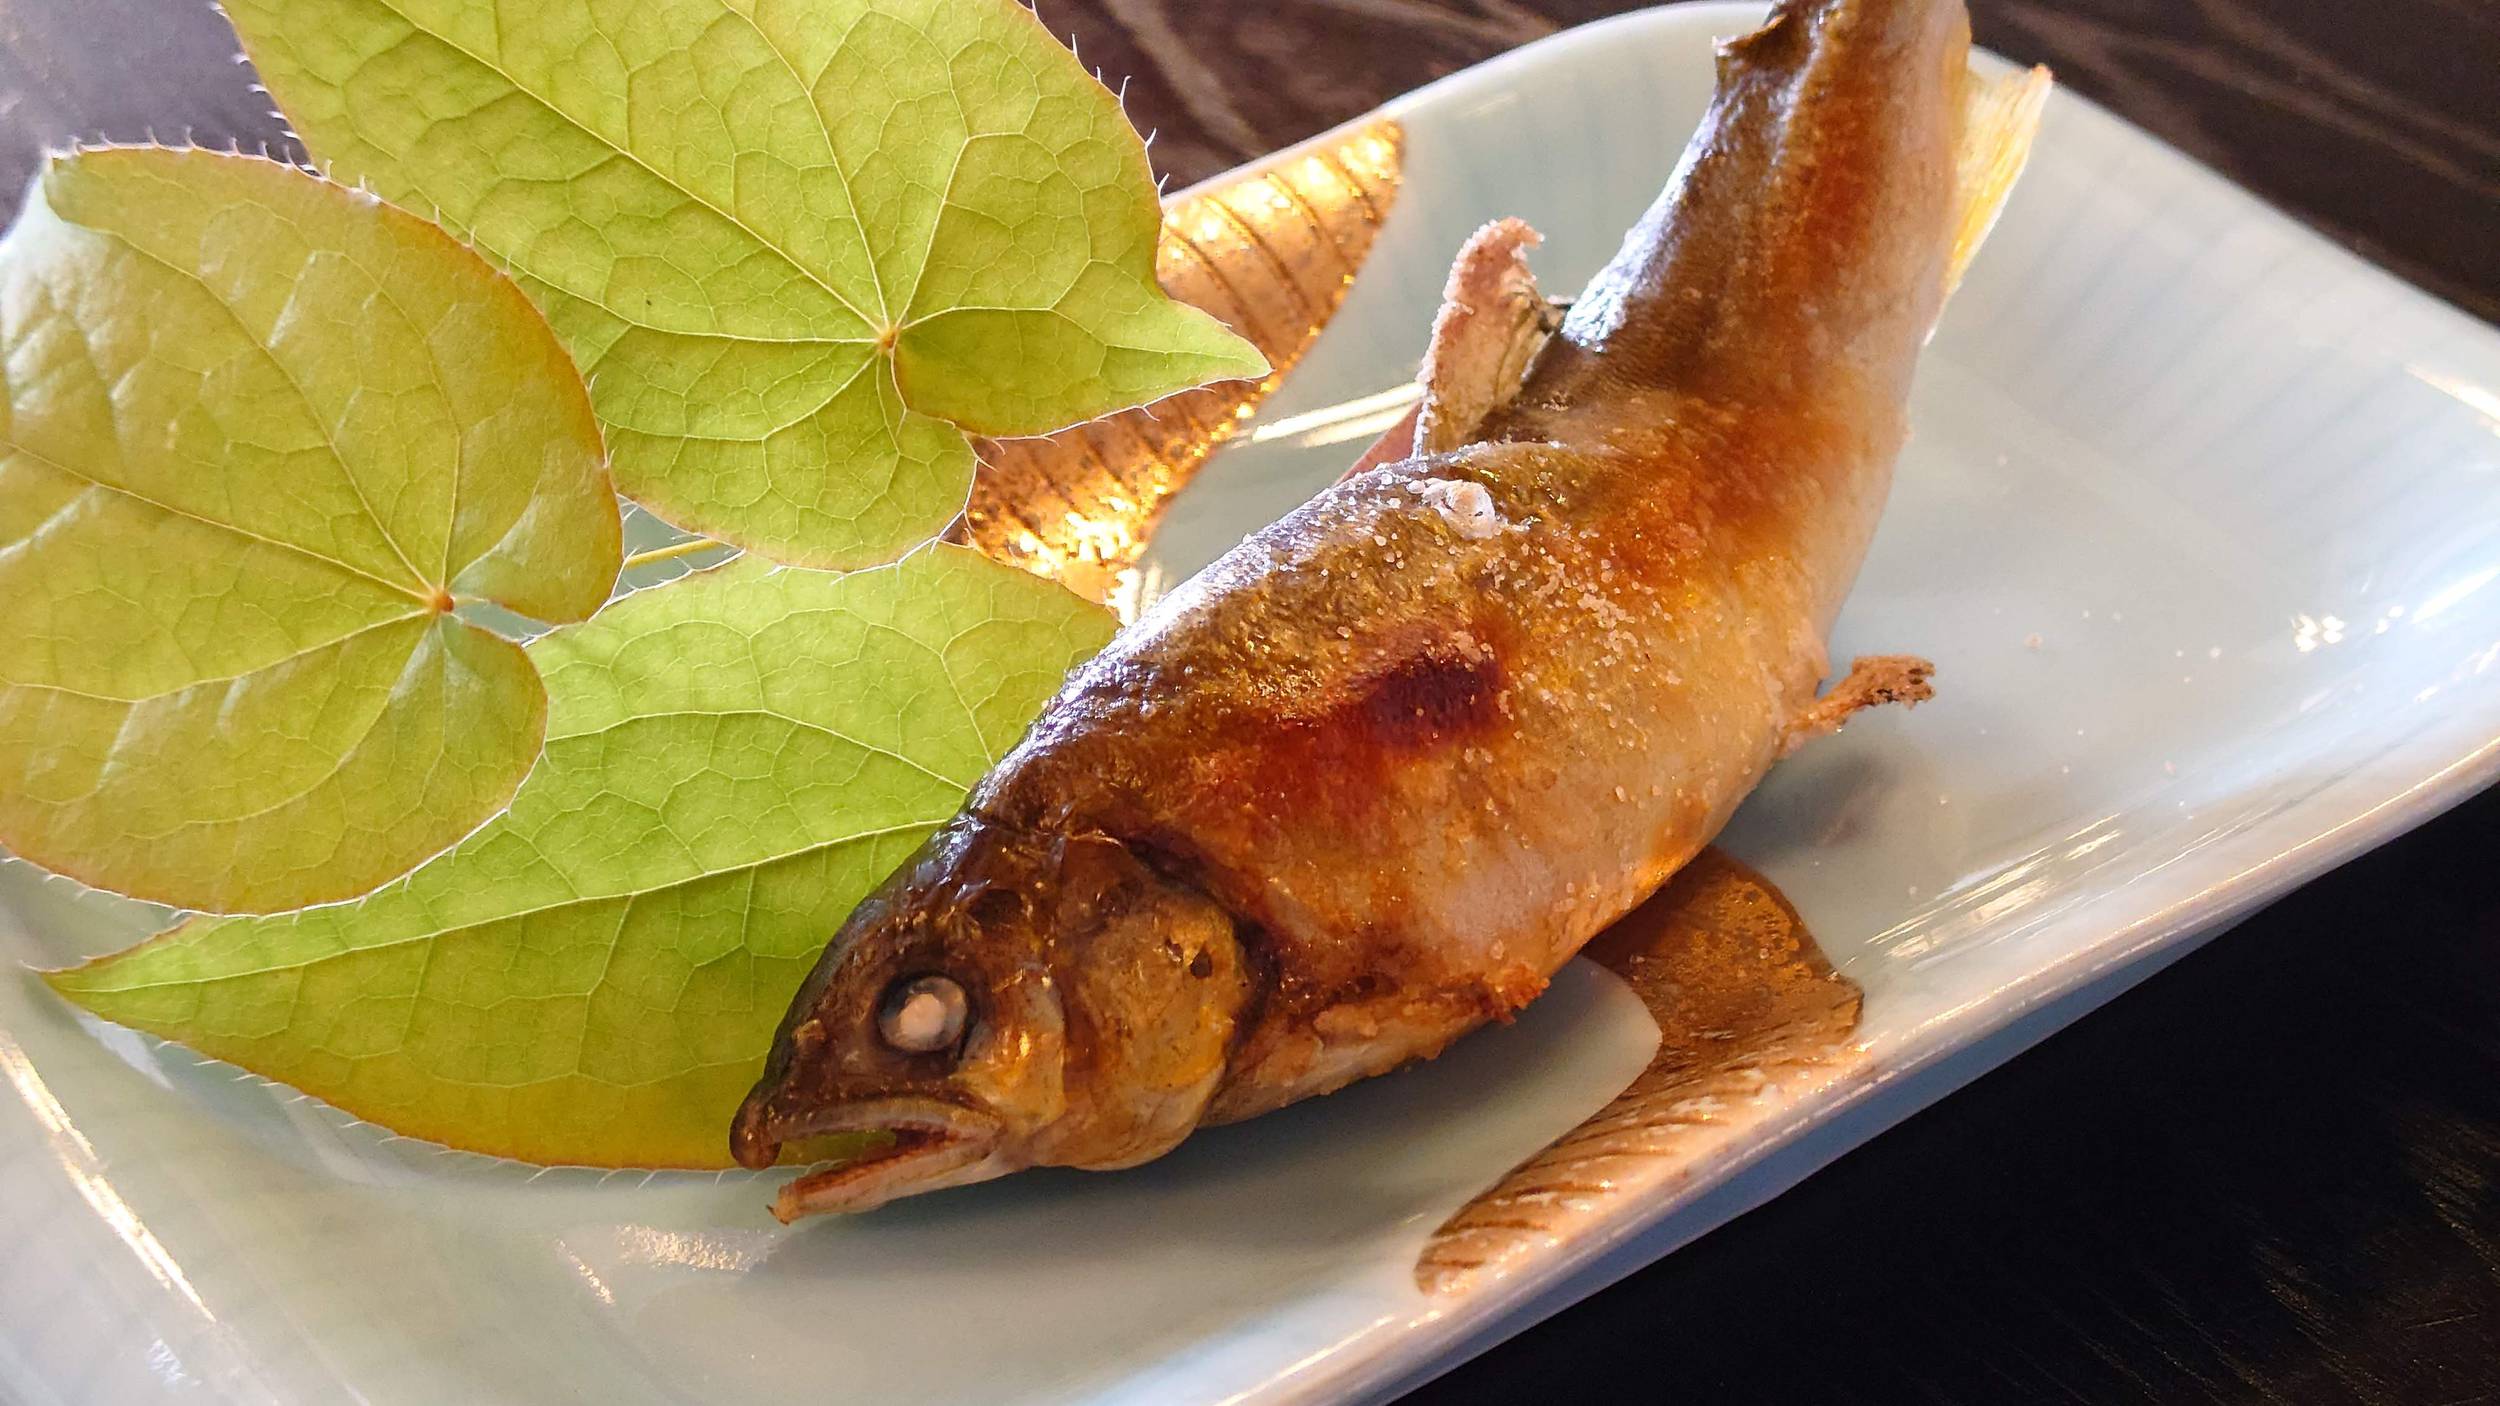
[6,1,2496,1401]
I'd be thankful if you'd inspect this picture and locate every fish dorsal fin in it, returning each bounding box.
[1943,64,2052,303]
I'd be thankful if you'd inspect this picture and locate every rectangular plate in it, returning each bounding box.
[6,5,2500,1403]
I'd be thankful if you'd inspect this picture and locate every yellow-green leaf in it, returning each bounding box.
[45,545,1114,1168]
[222,0,1269,569]
[0,148,620,914]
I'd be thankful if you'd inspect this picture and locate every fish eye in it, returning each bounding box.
[877,974,969,1055]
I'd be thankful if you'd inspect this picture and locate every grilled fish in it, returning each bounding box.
[731,0,2047,1219]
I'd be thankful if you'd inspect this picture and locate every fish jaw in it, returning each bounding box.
[739,1096,1011,1221]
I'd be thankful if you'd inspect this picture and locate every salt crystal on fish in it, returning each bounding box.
[1407,477,1513,539]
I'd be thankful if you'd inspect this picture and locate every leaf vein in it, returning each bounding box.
[0,438,429,608]
[86,227,442,597]
[549,701,964,789]
[371,0,878,331]
[728,0,891,324]
[93,817,944,990]
[89,618,448,831]
[2,610,428,706]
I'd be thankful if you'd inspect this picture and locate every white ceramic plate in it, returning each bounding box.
[8,5,2500,1402]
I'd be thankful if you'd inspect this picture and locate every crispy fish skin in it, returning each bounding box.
[736,0,2001,1216]
[983,0,1964,1118]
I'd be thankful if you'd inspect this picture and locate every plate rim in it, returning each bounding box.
[7,4,2500,1403]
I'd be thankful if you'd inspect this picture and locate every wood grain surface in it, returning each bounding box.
[1,1,2494,1402]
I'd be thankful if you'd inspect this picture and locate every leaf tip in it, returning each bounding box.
[33,955,105,1006]
[1223,338,1273,382]
[1192,322,1272,385]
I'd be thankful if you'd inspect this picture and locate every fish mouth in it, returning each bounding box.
[741,1097,1008,1222]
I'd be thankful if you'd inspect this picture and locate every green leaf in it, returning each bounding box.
[0,148,620,914]
[222,0,1269,569]
[45,545,1115,1168]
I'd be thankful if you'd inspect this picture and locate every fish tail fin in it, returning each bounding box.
[1503,0,1980,417]
[1388,53,2047,466]
[1941,64,2051,305]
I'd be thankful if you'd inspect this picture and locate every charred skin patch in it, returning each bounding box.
[1075,629,1513,958]
[1354,643,1503,750]
[1227,634,1509,822]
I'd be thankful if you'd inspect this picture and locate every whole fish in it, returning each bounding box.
[732,0,2047,1218]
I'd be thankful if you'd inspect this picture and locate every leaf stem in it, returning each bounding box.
[623,537,730,571]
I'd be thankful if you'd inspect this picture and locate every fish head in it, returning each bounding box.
[730,817,1251,1219]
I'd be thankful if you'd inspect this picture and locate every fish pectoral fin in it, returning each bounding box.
[1942,63,2053,305]
[1337,217,1556,484]
[1778,654,1937,758]
[1413,217,1555,454]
